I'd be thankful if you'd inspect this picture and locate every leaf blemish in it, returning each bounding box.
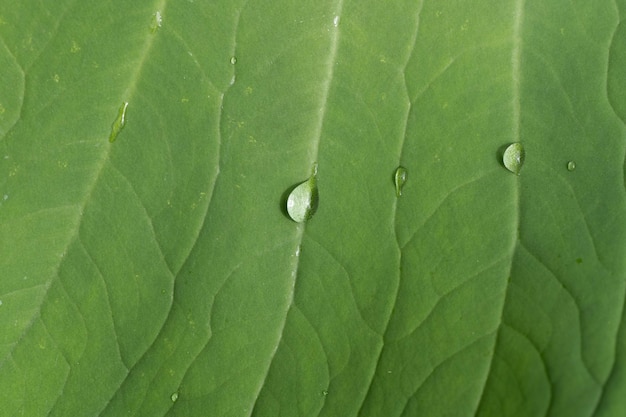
[150,11,162,33]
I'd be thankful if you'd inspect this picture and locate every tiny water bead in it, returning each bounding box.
[394,166,407,197]
[108,102,128,143]
[567,161,576,171]
[170,392,179,402]
[230,56,237,65]
[502,142,525,175]
[286,163,319,223]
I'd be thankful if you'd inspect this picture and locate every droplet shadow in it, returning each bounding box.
[279,183,299,220]
[496,144,511,169]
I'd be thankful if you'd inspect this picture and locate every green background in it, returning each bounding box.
[1,0,625,415]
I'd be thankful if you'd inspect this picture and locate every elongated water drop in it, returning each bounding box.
[286,163,319,223]
[109,102,128,143]
[394,166,407,197]
[567,161,576,171]
[502,142,525,175]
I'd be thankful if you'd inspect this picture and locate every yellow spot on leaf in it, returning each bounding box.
[70,41,81,53]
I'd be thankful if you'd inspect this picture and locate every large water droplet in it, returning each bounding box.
[109,102,128,143]
[502,142,525,175]
[394,166,407,197]
[567,161,576,171]
[286,163,319,223]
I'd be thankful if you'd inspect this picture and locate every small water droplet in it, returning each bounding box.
[230,56,237,65]
[394,166,407,197]
[322,389,329,396]
[567,161,576,171]
[286,163,319,223]
[170,392,179,402]
[295,245,301,257]
[109,102,128,143]
[333,16,340,27]
[502,142,525,175]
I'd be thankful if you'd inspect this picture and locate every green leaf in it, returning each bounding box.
[1,0,625,416]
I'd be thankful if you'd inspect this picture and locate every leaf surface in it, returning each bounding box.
[0,0,625,416]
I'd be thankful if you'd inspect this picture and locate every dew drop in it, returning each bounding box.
[170,392,179,402]
[502,142,525,175]
[230,56,237,65]
[567,161,576,171]
[286,163,319,223]
[394,166,407,197]
[109,102,128,143]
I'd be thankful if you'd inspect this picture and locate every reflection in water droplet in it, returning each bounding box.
[230,56,237,65]
[109,102,128,143]
[394,166,407,197]
[286,163,319,223]
[170,392,179,402]
[567,161,576,171]
[502,142,525,174]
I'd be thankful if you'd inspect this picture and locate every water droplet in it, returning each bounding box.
[109,102,128,143]
[322,389,329,396]
[333,16,340,27]
[394,166,407,197]
[170,392,179,402]
[286,163,319,223]
[230,56,237,65]
[567,161,576,171]
[502,142,525,175]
